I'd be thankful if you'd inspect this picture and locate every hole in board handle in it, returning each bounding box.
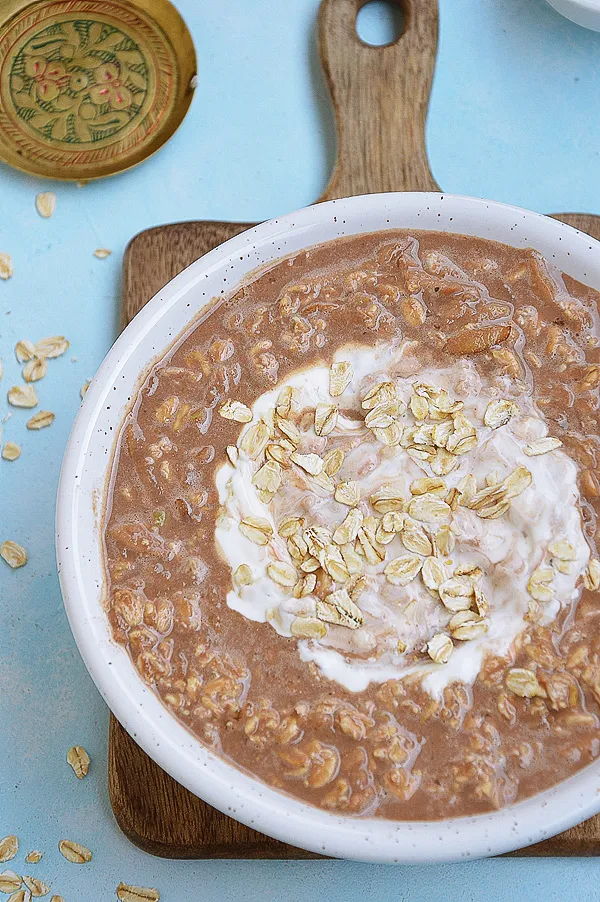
[355,0,406,47]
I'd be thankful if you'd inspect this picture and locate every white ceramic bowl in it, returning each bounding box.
[545,0,600,30]
[57,193,600,863]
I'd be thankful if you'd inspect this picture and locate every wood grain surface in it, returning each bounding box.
[317,0,439,199]
[109,0,600,860]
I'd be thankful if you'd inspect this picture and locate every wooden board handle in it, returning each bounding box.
[317,0,440,200]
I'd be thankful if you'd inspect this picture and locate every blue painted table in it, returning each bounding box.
[2,0,600,898]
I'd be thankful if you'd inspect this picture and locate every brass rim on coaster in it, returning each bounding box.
[0,0,197,181]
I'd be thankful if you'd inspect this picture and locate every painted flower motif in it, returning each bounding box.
[69,71,89,93]
[90,63,132,110]
[25,57,67,102]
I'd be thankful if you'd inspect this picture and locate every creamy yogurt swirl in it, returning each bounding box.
[215,342,590,698]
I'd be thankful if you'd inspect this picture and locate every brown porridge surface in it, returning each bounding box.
[103,230,600,820]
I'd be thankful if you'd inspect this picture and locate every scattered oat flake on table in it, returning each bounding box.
[50,896,65,902]
[94,248,112,259]
[22,357,47,383]
[0,253,13,280]
[0,870,21,892]
[80,381,90,400]
[0,836,18,863]
[1,541,27,569]
[22,874,50,897]
[26,411,54,430]
[66,745,90,779]
[35,192,56,219]
[8,384,37,408]
[25,851,43,864]
[8,891,30,902]
[58,839,92,864]
[116,884,160,902]
[34,336,69,359]
[2,442,21,461]
[15,340,35,363]
[0,360,3,381]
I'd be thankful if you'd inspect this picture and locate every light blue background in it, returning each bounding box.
[2,0,600,899]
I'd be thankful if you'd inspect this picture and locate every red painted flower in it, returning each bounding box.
[25,57,67,102]
[90,63,132,110]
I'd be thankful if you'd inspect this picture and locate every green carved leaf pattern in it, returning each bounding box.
[9,18,150,145]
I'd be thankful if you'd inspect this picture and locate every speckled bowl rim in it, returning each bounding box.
[57,193,600,863]
[545,0,600,31]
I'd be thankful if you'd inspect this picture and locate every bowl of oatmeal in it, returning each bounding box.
[57,193,600,862]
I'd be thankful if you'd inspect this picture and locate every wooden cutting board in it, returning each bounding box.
[109,0,600,858]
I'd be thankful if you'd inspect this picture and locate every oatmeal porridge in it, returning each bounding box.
[103,231,600,819]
